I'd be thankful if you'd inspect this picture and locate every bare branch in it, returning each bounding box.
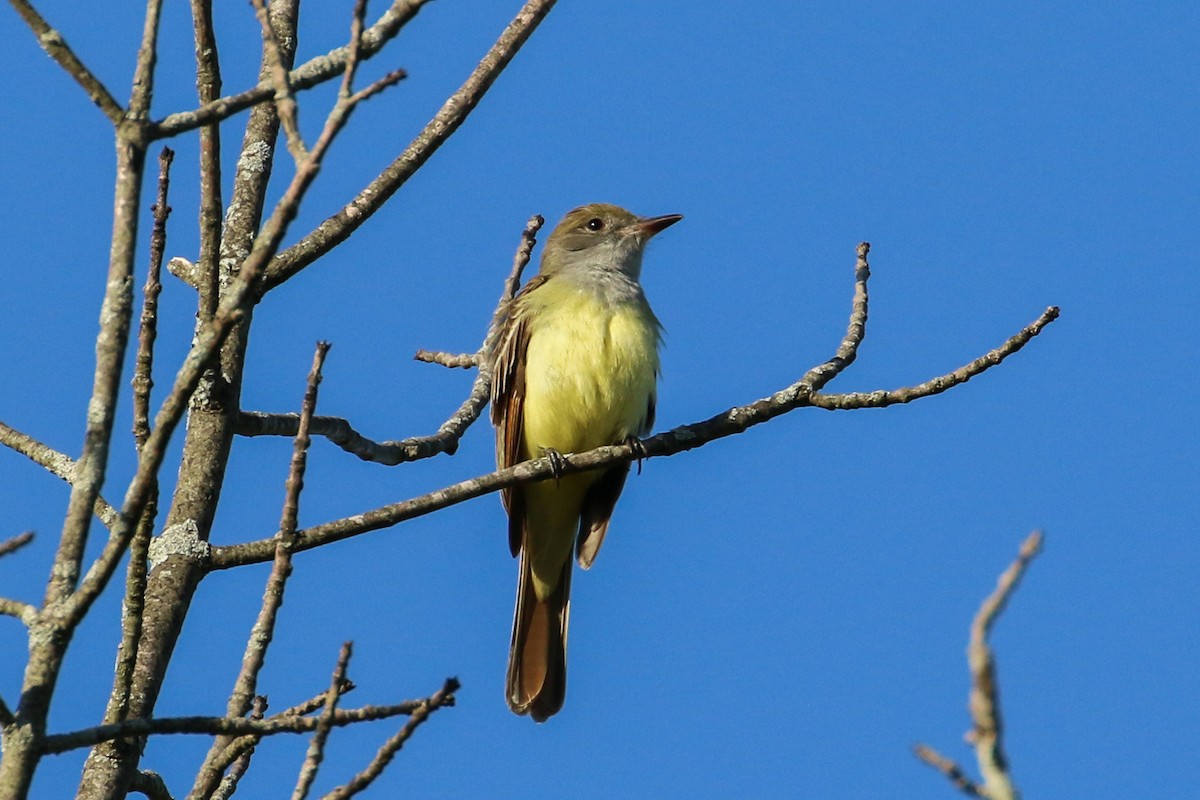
[293,642,353,800]
[0,695,13,728]
[152,0,434,138]
[0,421,118,528]
[0,530,35,559]
[133,147,175,452]
[7,0,125,124]
[41,697,431,755]
[337,0,370,104]
[319,677,459,800]
[236,214,544,464]
[228,343,329,719]
[915,531,1043,800]
[262,0,559,293]
[68,6,396,628]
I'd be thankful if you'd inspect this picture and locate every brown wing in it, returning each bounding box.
[575,391,656,569]
[489,275,548,556]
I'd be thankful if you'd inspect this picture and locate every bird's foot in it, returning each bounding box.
[623,436,648,475]
[539,447,567,484]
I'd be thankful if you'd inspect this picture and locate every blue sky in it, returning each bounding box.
[1,2,1196,797]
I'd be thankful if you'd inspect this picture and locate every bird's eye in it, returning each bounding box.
[585,218,605,232]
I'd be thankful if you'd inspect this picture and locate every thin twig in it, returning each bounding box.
[0,421,118,528]
[915,531,1043,800]
[966,531,1041,800]
[319,677,459,800]
[8,0,125,124]
[232,342,329,718]
[152,0,433,138]
[293,642,353,800]
[133,147,174,452]
[0,531,35,559]
[262,0,559,293]
[337,0,370,104]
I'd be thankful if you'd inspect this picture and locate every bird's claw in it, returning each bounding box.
[624,436,648,475]
[540,447,567,483]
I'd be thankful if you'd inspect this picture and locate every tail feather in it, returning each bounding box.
[506,548,571,722]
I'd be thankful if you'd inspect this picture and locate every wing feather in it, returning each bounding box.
[489,275,548,556]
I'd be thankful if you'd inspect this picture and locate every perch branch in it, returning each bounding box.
[413,351,477,368]
[210,244,1059,569]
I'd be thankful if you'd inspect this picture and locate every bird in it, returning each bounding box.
[488,203,682,721]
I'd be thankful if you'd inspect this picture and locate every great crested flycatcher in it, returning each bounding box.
[489,203,682,721]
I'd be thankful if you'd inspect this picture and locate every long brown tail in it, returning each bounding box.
[506,548,571,722]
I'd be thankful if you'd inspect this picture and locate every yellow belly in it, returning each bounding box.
[521,289,659,457]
